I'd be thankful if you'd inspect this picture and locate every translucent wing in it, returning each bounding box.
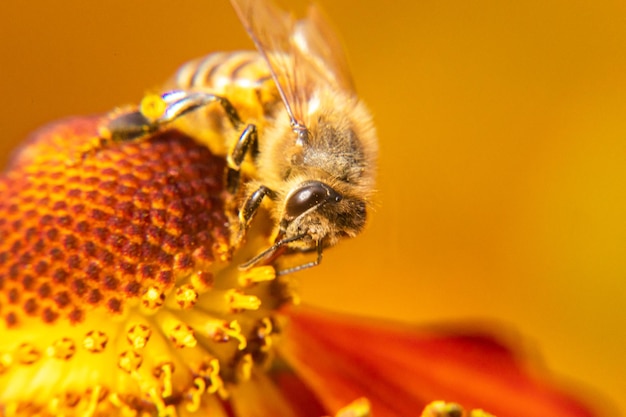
[230,0,355,131]
[292,4,355,93]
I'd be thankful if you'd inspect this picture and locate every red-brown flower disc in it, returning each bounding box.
[0,115,289,415]
[0,116,230,326]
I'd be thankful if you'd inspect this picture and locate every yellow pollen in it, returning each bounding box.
[226,289,262,312]
[48,397,61,415]
[213,241,231,262]
[16,343,40,365]
[0,354,12,374]
[257,317,274,352]
[168,323,197,348]
[142,286,166,311]
[83,330,109,353]
[117,350,143,374]
[154,362,175,398]
[419,401,497,417]
[208,320,248,350]
[148,386,176,417]
[190,271,214,291]
[84,385,103,417]
[175,284,199,309]
[139,93,168,122]
[126,323,152,349]
[47,337,76,360]
[334,397,372,417]
[205,358,228,399]
[236,353,253,382]
[187,377,206,412]
[238,265,276,287]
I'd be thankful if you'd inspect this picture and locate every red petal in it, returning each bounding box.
[231,370,327,417]
[270,370,329,417]
[278,306,603,417]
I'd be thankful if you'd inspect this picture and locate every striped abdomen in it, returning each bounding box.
[161,51,281,156]
[165,51,274,95]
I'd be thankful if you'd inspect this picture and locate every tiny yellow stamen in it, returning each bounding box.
[148,386,177,417]
[84,385,102,417]
[83,330,108,353]
[469,410,496,417]
[236,353,253,382]
[257,317,274,352]
[334,397,372,417]
[226,289,261,312]
[186,377,206,412]
[49,396,61,416]
[421,401,458,417]
[420,401,495,417]
[16,343,40,365]
[190,270,214,291]
[142,286,166,311]
[117,350,143,374]
[175,284,199,309]
[238,265,276,287]
[205,358,228,399]
[47,337,76,360]
[0,353,12,374]
[154,362,175,398]
[108,393,123,409]
[127,323,152,349]
[209,320,248,350]
[213,241,231,262]
[169,323,197,348]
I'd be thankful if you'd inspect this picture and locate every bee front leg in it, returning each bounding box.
[237,185,275,240]
[225,124,258,194]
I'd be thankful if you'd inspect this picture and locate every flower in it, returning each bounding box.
[0,116,604,416]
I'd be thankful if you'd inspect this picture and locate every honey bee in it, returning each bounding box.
[102,0,378,275]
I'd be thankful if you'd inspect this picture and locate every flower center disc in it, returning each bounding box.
[0,117,292,415]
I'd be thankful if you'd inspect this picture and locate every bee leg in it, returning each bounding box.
[276,240,323,276]
[155,91,258,194]
[239,185,274,231]
[226,124,258,194]
[100,90,244,144]
[99,110,160,144]
[78,108,158,163]
[158,91,243,128]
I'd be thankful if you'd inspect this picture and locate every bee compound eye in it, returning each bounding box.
[285,182,341,219]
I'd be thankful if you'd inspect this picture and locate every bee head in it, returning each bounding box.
[279,180,367,251]
[238,180,369,273]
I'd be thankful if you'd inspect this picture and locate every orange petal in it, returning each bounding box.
[278,306,604,417]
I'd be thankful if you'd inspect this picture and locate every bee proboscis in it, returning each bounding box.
[101,0,378,275]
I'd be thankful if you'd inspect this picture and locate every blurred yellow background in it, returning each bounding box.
[1,0,624,413]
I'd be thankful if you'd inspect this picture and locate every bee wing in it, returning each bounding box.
[230,0,355,128]
[292,4,355,93]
